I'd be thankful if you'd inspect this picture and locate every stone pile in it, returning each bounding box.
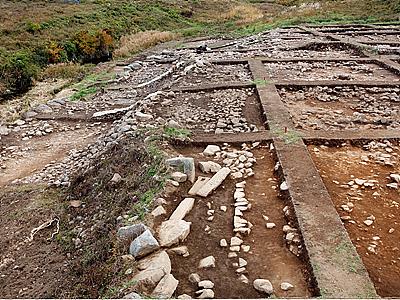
[149,89,259,134]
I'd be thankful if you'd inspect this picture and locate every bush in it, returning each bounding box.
[0,51,39,95]
[74,29,114,63]
[47,41,68,64]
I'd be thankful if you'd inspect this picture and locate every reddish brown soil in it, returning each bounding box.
[309,143,400,297]
[0,185,72,298]
[243,93,266,129]
[159,145,311,298]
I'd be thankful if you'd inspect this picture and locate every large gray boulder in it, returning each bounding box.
[129,229,160,258]
[165,157,195,183]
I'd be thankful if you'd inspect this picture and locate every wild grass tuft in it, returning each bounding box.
[114,30,178,58]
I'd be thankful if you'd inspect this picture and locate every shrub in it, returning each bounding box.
[40,63,93,81]
[26,21,42,34]
[0,50,39,95]
[74,29,114,63]
[47,41,67,64]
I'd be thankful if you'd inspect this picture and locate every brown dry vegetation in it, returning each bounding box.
[221,4,264,26]
[114,30,178,58]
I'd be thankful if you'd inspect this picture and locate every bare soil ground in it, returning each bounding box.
[310,142,400,296]
[158,145,311,298]
[0,185,73,298]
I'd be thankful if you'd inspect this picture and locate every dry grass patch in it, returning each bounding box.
[39,63,94,81]
[221,4,264,25]
[114,30,178,58]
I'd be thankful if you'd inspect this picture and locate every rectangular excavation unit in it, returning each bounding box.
[309,141,400,297]
[278,86,400,130]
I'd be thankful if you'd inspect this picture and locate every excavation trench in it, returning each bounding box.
[309,141,400,297]
[156,144,312,298]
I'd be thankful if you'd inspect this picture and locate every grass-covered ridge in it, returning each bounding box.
[0,0,399,98]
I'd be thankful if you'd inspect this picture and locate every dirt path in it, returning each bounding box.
[0,126,100,186]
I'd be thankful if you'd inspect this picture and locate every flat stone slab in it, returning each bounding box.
[169,198,195,221]
[196,167,231,197]
[188,176,210,195]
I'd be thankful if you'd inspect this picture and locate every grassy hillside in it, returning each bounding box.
[0,0,399,98]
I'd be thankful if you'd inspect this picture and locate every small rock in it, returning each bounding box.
[241,245,250,252]
[238,274,249,284]
[253,279,273,294]
[238,258,247,267]
[220,206,227,212]
[220,239,228,247]
[151,206,166,217]
[189,273,201,284]
[171,171,188,183]
[198,280,214,289]
[364,219,374,226]
[280,282,294,291]
[198,256,215,268]
[390,174,400,183]
[118,223,147,240]
[135,111,153,121]
[266,223,276,229]
[280,181,288,191]
[203,145,221,156]
[69,200,82,208]
[177,294,192,299]
[197,289,214,299]
[123,292,142,299]
[110,173,122,184]
[230,237,243,246]
[199,161,221,173]
[34,104,53,114]
[169,246,189,256]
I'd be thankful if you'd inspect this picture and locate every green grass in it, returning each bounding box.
[271,126,302,144]
[163,126,191,139]
[131,140,168,220]
[251,78,270,87]
[69,70,114,100]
